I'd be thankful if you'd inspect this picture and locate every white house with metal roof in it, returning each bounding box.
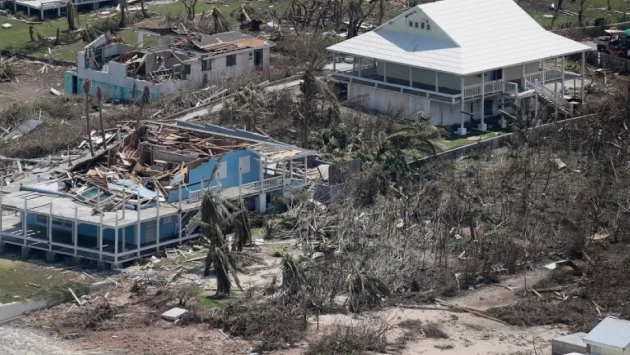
[583,317,630,355]
[327,0,591,135]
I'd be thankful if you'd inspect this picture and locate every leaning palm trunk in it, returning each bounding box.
[137,86,150,128]
[233,201,251,251]
[200,191,243,296]
[66,0,77,31]
[96,87,107,153]
[83,79,95,157]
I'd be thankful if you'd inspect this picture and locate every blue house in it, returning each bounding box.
[0,121,315,268]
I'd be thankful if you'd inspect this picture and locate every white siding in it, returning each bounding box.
[348,83,468,126]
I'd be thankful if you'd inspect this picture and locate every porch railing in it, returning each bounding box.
[524,68,563,86]
[463,79,506,98]
[187,176,285,203]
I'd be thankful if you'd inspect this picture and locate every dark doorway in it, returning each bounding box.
[71,75,78,94]
[254,49,263,67]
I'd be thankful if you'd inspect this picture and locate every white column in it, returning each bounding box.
[479,72,487,131]
[122,226,126,252]
[155,201,160,253]
[0,192,3,245]
[542,60,546,85]
[114,214,119,265]
[40,8,44,21]
[358,57,362,77]
[522,63,526,89]
[561,56,566,97]
[435,71,439,92]
[122,190,126,219]
[383,62,387,83]
[289,160,293,181]
[535,79,539,118]
[333,53,337,72]
[99,212,103,260]
[23,197,27,245]
[581,52,586,103]
[178,185,182,245]
[57,7,60,16]
[137,31,144,49]
[73,205,78,256]
[136,192,141,257]
[27,7,30,17]
[48,202,52,251]
[238,166,243,197]
[409,66,412,87]
[458,76,466,136]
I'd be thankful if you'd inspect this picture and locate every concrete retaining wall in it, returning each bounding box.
[0,299,50,323]
[0,279,115,323]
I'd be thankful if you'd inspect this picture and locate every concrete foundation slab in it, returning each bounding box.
[456,127,467,136]
[161,307,188,321]
[477,123,488,132]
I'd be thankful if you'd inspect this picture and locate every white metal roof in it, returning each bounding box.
[584,317,630,349]
[327,0,591,75]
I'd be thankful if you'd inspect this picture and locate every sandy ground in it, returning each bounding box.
[0,243,560,355]
[0,59,67,111]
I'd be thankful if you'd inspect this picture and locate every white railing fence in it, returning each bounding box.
[187,176,286,203]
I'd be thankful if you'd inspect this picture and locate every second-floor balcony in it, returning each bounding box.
[331,56,566,103]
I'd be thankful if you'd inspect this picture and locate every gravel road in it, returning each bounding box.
[0,325,115,355]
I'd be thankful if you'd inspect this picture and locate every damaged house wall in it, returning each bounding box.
[168,149,261,202]
[64,32,273,103]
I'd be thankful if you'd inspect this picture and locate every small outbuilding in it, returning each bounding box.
[583,317,630,355]
[552,332,587,355]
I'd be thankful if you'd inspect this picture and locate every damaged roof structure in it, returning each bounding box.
[0,122,316,268]
[64,29,274,102]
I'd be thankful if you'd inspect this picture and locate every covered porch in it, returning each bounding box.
[331,51,587,134]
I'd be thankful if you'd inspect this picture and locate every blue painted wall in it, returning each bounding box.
[63,74,159,103]
[27,212,179,247]
[168,149,261,202]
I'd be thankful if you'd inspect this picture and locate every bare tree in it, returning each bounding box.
[95,87,107,157]
[181,0,198,21]
[82,79,95,157]
[347,0,378,38]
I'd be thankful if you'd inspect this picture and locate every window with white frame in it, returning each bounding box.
[239,156,251,174]
[216,161,228,179]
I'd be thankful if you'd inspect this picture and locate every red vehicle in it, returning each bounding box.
[596,29,630,58]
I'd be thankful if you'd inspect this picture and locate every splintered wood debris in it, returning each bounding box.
[57,123,255,213]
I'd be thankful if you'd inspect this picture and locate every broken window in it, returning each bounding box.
[182,64,192,79]
[201,58,212,71]
[226,55,237,67]
[36,214,48,225]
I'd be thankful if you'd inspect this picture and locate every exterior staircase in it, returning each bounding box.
[524,79,572,116]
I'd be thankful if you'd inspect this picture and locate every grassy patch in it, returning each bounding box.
[195,287,234,309]
[0,259,89,303]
